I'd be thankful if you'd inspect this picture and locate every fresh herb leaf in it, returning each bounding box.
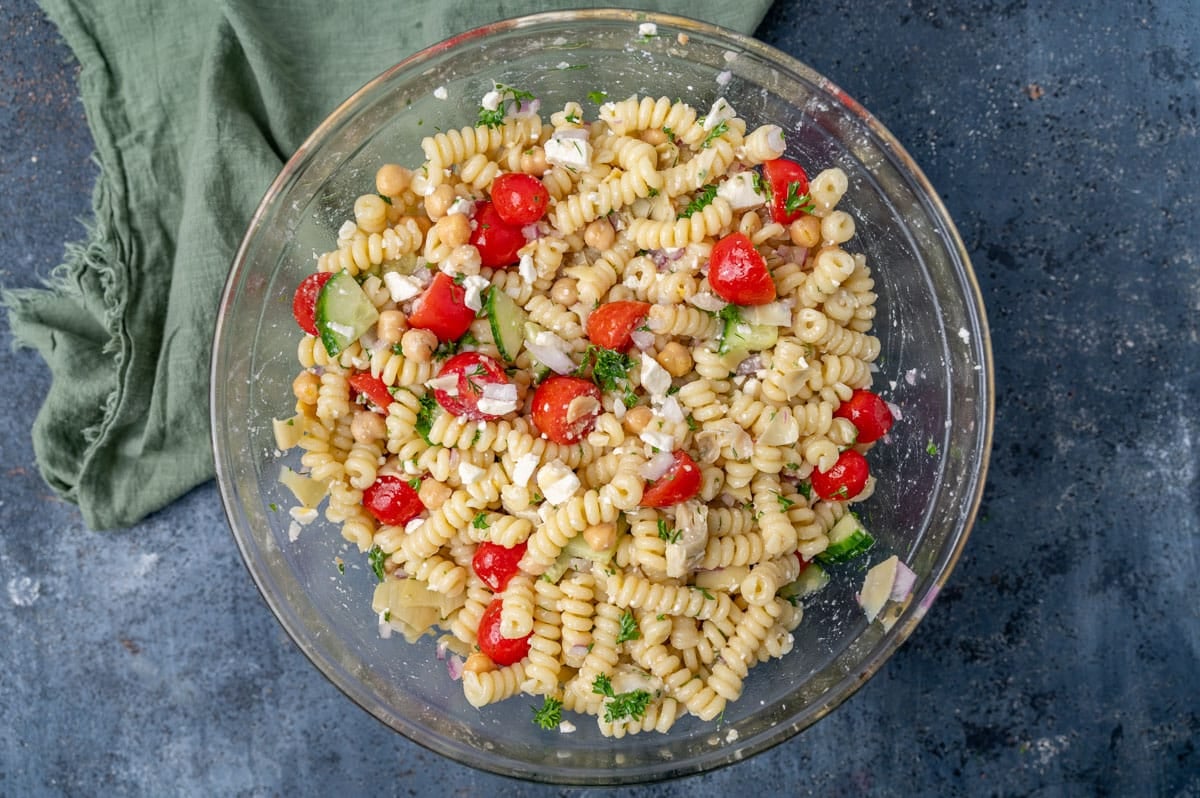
[694,586,715,600]
[415,393,439,444]
[377,193,392,205]
[677,184,718,219]
[926,439,940,456]
[662,125,674,139]
[565,112,581,124]
[775,492,795,511]
[268,503,278,512]
[590,674,651,723]
[784,181,816,214]
[751,170,767,196]
[581,345,636,393]
[702,120,728,148]
[587,90,607,104]
[368,545,387,583]
[336,558,345,575]
[657,518,681,544]
[797,481,813,501]
[616,610,641,644]
[473,512,490,529]
[390,342,405,356]
[478,83,536,129]
[592,673,614,698]
[532,696,563,730]
[685,413,699,432]
[407,477,422,490]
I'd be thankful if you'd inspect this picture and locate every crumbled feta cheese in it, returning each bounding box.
[544,134,592,170]
[640,355,672,398]
[287,521,301,542]
[716,69,732,86]
[426,373,460,395]
[459,461,486,485]
[537,460,581,505]
[480,89,502,111]
[512,452,540,487]
[717,171,764,210]
[433,85,448,100]
[640,427,675,452]
[958,327,971,344]
[638,22,657,36]
[337,220,359,241]
[446,197,475,217]
[558,720,576,734]
[383,271,423,303]
[555,61,572,70]
[518,252,537,283]
[462,274,490,312]
[703,97,736,131]
[477,382,519,416]
[289,506,318,525]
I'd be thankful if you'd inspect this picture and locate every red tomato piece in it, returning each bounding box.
[433,352,513,421]
[362,475,425,526]
[347,371,394,412]
[471,541,528,592]
[292,272,333,335]
[477,598,531,665]
[586,301,652,352]
[531,376,602,444]
[640,450,702,508]
[810,449,870,501]
[490,172,550,225]
[407,272,476,342]
[762,157,811,225]
[708,232,776,306]
[833,389,895,444]
[470,201,526,268]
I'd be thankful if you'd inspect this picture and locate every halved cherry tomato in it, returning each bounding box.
[477,598,531,665]
[362,475,425,526]
[490,172,550,225]
[833,389,895,444]
[810,449,870,501]
[433,352,513,421]
[708,232,776,306]
[292,272,333,335]
[531,376,602,444]
[470,201,526,268]
[586,301,652,352]
[407,272,476,342]
[472,541,528,592]
[347,371,394,412]
[640,450,702,507]
[762,157,811,225]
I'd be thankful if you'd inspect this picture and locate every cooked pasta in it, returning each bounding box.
[275,85,895,737]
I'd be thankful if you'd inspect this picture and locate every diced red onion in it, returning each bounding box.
[640,451,676,480]
[521,223,543,240]
[568,644,591,659]
[735,355,763,376]
[648,248,684,270]
[886,401,903,421]
[446,655,465,681]
[436,638,450,661]
[515,98,541,117]
[890,560,917,602]
[629,329,655,350]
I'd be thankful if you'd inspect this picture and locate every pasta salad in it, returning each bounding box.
[274,87,895,737]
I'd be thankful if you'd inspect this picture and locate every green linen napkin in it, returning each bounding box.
[3,0,773,529]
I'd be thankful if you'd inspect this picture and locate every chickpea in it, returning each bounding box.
[292,371,320,405]
[788,215,822,249]
[444,244,482,276]
[375,163,412,196]
[376,309,407,345]
[623,405,652,435]
[462,652,496,674]
[519,146,549,176]
[550,278,578,307]
[656,342,693,378]
[583,217,615,250]
[583,522,617,553]
[351,409,386,443]
[418,478,452,509]
[400,328,438,362]
[424,183,457,219]
[435,212,471,249]
[639,127,668,146]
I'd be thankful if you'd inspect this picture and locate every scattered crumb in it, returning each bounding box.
[120,637,141,655]
[1024,83,1045,100]
[433,86,448,100]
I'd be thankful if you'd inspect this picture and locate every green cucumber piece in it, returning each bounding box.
[718,316,778,357]
[542,518,624,583]
[816,513,876,564]
[315,271,379,355]
[486,287,526,363]
[778,563,830,603]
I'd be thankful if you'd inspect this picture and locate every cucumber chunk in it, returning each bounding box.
[541,519,624,583]
[718,310,778,357]
[315,271,379,355]
[486,287,527,363]
[778,562,831,603]
[817,512,876,564]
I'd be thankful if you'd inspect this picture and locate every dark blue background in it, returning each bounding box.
[2,1,1197,795]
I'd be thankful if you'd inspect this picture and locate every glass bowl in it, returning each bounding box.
[211,9,992,785]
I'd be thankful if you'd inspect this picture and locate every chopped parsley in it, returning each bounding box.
[677,184,718,219]
[685,413,699,432]
[694,586,716,600]
[616,610,641,644]
[579,345,636,394]
[478,83,536,129]
[433,331,475,360]
[390,342,405,356]
[591,674,652,723]
[783,181,816,214]
[415,393,439,444]
[775,492,795,511]
[268,503,278,512]
[564,112,581,124]
[377,193,392,205]
[368,545,387,583]
[587,90,607,104]
[336,558,345,575]
[702,120,728,148]
[407,477,422,490]
[657,518,681,544]
[532,696,563,730]
[926,439,940,456]
[797,481,813,501]
[472,512,490,530]
[662,125,674,139]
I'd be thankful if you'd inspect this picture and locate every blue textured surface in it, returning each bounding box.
[2,1,1198,795]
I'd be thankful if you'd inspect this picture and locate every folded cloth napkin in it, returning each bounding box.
[3,0,773,529]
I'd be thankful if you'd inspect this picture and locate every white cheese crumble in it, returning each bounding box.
[958,327,971,344]
[639,355,672,398]
[458,462,486,485]
[426,373,460,396]
[446,197,475,217]
[638,22,657,36]
[518,252,537,283]
[558,720,576,734]
[512,452,540,487]
[433,85,448,100]
[287,521,302,542]
[555,61,572,70]
[289,506,318,525]
[544,134,592,170]
[537,460,581,505]
[480,89,502,111]
[716,171,764,210]
[462,274,491,312]
[476,382,519,416]
[639,428,675,452]
[702,97,736,132]
[383,271,423,302]
[716,69,732,86]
